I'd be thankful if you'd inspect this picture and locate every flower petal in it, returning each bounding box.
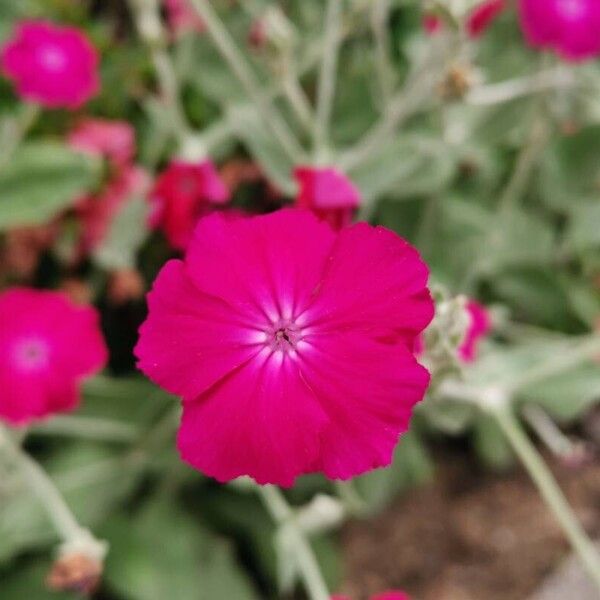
[298,331,430,480]
[178,351,329,486]
[304,222,434,342]
[135,260,263,400]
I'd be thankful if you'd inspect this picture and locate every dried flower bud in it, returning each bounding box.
[438,63,479,100]
[108,268,145,305]
[46,552,103,596]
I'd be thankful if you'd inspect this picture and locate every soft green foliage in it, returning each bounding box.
[2,0,600,598]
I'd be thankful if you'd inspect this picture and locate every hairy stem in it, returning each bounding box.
[371,0,394,108]
[492,406,600,591]
[127,0,194,150]
[188,0,304,162]
[314,0,343,158]
[0,425,106,557]
[258,485,330,600]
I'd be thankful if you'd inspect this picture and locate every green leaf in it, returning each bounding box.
[519,364,600,423]
[567,202,600,252]
[0,142,98,229]
[472,413,514,471]
[227,106,295,195]
[103,500,259,600]
[349,134,456,201]
[538,126,600,211]
[0,561,73,600]
[93,196,149,270]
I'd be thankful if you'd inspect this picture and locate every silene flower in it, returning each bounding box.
[0,288,107,425]
[423,0,505,38]
[148,159,230,251]
[0,20,100,108]
[163,0,205,37]
[519,0,600,61]
[135,209,434,487]
[294,166,361,231]
[68,118,136,169]
[458,300,491,363]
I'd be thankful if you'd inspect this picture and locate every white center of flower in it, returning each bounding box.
[13,338,50,370]
[556,0,586,19]
[265,319,303,354]
[39,45,68,71]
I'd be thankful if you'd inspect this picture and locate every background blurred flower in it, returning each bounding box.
[148,159,230,251]
[163,0,205,37]
[0,288,107,425]
[0,20,99,108]
[519,0,600,61]
[467,0,506,37]
[136,209,433,486]
[458,300,491,363]
[294,166,361,230]
[68,119,135,168]
[332,591,410,600]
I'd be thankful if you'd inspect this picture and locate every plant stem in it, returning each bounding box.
[314,0,343,159]
[258,485,330,600]
[491,406,600,591]
[338,49,446,172]
[30,416,138,443]
[506,335,600,394]
[187,0,305,162]
[282,65,315,136]
[466,68,576,106]
[497,108,549,212]
[371,0,394,108]
[0,425,105,556]
[127,0,193,150]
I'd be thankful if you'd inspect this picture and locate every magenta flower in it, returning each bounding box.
[294,167,361,231]
[68,118,135,168]
[458,300,491,363]
[519,0,600,61]
[467,0,506,37]
[163,0,205,36]
[0,288,107,425]
[1,20,100,109]
[135,209,433,486]
[422,14,443,35]
[148,160,230,251]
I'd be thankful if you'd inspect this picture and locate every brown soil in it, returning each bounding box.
[339,445,600,600]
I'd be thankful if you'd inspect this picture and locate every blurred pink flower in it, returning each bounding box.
[519,0,600,61]
[1,20,99,109]
[68,118,135,168]
[294,166,361,231]
[467,0,506,37]
[424,1,505,38]
[163,0,205,36]
[422,14,443,35]
[135,209,433,486]
[458,300,491,363]
[148,159,230,251]
[0,288,107,425]
[77,165,150,252]
[413,299,491,363]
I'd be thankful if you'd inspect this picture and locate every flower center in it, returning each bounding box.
[38,45,68,72]
[13,339,49,370]
[556,0,586,19]
[265,319,302,354]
